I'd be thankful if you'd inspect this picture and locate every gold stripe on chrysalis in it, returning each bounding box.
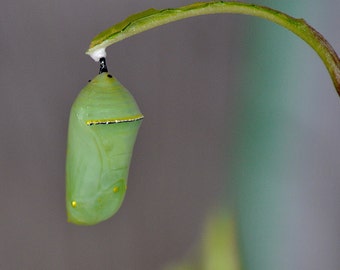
[86,114,144,126]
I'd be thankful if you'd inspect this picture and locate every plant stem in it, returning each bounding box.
[87,1,340,94]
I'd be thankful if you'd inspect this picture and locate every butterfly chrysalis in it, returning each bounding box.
[66,58,143,225]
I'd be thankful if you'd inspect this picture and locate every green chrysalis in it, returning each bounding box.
[66,60,143,225]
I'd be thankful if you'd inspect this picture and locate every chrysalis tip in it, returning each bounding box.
[99,57,108,73]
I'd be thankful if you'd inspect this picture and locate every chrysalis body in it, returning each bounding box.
[66,72,143,225]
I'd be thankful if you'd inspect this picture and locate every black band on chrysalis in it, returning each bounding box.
[99,57,108,74]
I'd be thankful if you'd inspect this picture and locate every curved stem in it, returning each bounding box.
[86,1,340,95]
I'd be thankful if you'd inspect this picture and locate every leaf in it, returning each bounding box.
[86,1,340,94]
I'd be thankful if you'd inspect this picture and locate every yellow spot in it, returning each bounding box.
[125,185,128,190]
[113,186,119,193]
[71,201,77,208]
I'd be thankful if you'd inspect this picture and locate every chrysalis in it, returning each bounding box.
[66,58,143,225]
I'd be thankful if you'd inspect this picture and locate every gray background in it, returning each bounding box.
[1,0,339,269]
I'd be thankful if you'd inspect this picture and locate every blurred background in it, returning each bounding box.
[1,0,339,269]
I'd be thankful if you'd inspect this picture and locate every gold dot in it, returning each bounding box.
[125,185,128,190]
[113,186,119,193]
[71,201,77,208]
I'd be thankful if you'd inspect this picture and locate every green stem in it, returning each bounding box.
[87,1,340,95]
